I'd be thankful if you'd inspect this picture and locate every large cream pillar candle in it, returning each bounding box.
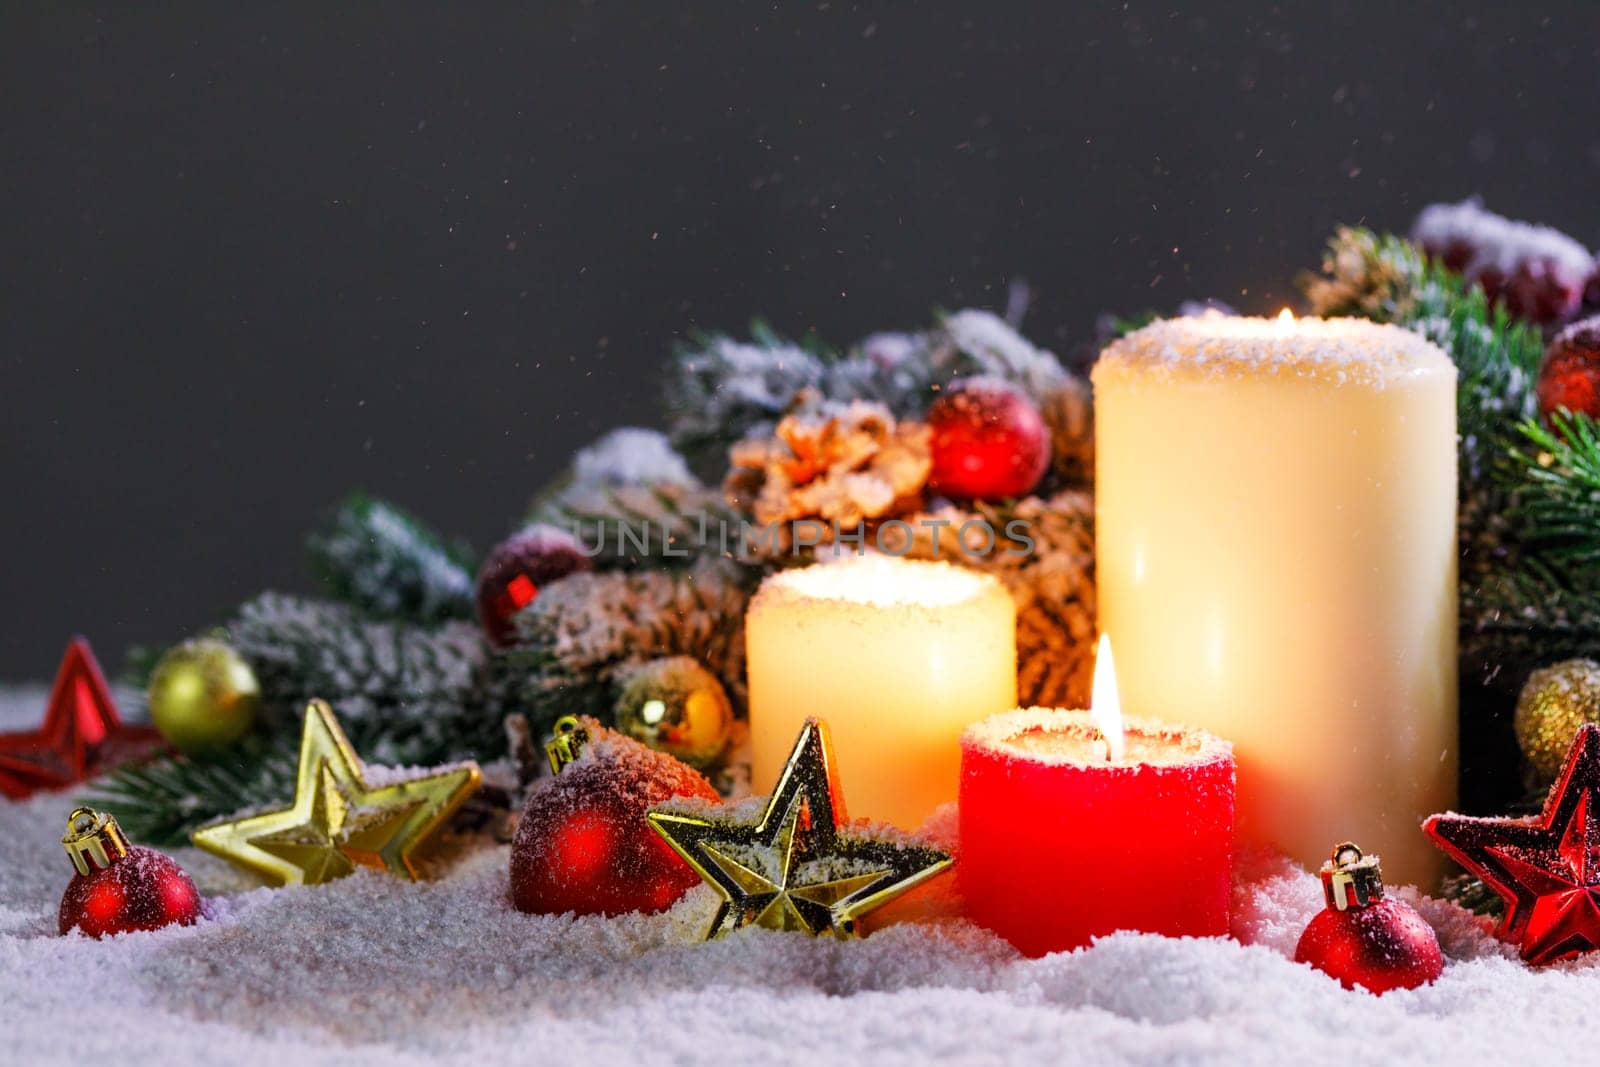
[746,555,1016,830]
[1093,313,1457,888]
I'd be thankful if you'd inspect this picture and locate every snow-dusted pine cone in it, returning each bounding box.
[511,558,752,721]
[725,400,931,553]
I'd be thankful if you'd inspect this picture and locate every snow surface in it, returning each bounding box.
[0,686,1593,1066]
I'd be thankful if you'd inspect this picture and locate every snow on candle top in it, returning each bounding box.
[1092,311,1455,389]
[962,707,1232,770]
[750,554,1000,610]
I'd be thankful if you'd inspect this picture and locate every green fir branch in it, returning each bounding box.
[81,737,301,847]
[308,494,476,622]
[1505,412,1600,577]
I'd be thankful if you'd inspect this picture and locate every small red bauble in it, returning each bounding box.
[510,717,720,917]
[927,377,1051,500]
[475,524,592,647]
[1293,843,1442,994]
[1536,316,1600,421]
[58,807,202,938]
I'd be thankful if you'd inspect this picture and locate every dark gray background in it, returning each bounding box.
[3,3,1597,678]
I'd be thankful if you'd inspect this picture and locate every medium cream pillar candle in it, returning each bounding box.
[1093,313,1457,888]
[746,555,1016,830]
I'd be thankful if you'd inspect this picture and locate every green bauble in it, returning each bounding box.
[147,637,261,753]
[613,656,732,770]
[1516,658,1600,788]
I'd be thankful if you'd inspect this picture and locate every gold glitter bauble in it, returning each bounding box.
[613,656,733,769]
[147,637,261,753]
[1516,659,1600,787]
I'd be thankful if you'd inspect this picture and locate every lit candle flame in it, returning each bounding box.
[1275,307,1296,333]
[1090,633,1125,762]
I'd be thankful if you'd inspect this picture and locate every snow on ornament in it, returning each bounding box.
[1293,842,1442,994]
[510,716,720,917]
[927,376,1051,500]
[59,807,203,938]
[1535,316,1600,422]
[1427,724,1600,966]
[475,524,593,647]
[1412,197,1594,328]
[647,718,951,940]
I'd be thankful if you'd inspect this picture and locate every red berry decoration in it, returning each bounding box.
[510,716,720,917]
[58,807,203,938]
[1536,316,1600,422]
[1413,198,1593,329]
[475,524,592,647]
[1294,842,1442,994]
[927,377,1051,500]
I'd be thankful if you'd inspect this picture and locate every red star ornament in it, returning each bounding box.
[1426,723,1600,965]
[0,638,163,800]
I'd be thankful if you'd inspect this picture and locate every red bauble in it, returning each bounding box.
[58,808,202,938]
[927,377,1051,500]
[1293,842,1442,994]
[510,718,719,916]
[1427,724,1600,965]
[475,524,592,647]
[1295,899,1443,994]
[1536,316,1600,421]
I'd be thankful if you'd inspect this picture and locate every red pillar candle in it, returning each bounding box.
[959,645,1235,956]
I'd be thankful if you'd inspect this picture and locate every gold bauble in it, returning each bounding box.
[1515,658,1600,787]
[147,637,261,753]
[613,656,732,769]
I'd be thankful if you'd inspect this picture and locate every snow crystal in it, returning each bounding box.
[1094,313,1455,389]
[1,687,1598,1064]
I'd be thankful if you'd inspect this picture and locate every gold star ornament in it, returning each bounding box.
[191,699,481,886]
[647,717,951,939]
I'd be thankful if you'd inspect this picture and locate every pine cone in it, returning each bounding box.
[511,560,752,731]
[725,401,931,554]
